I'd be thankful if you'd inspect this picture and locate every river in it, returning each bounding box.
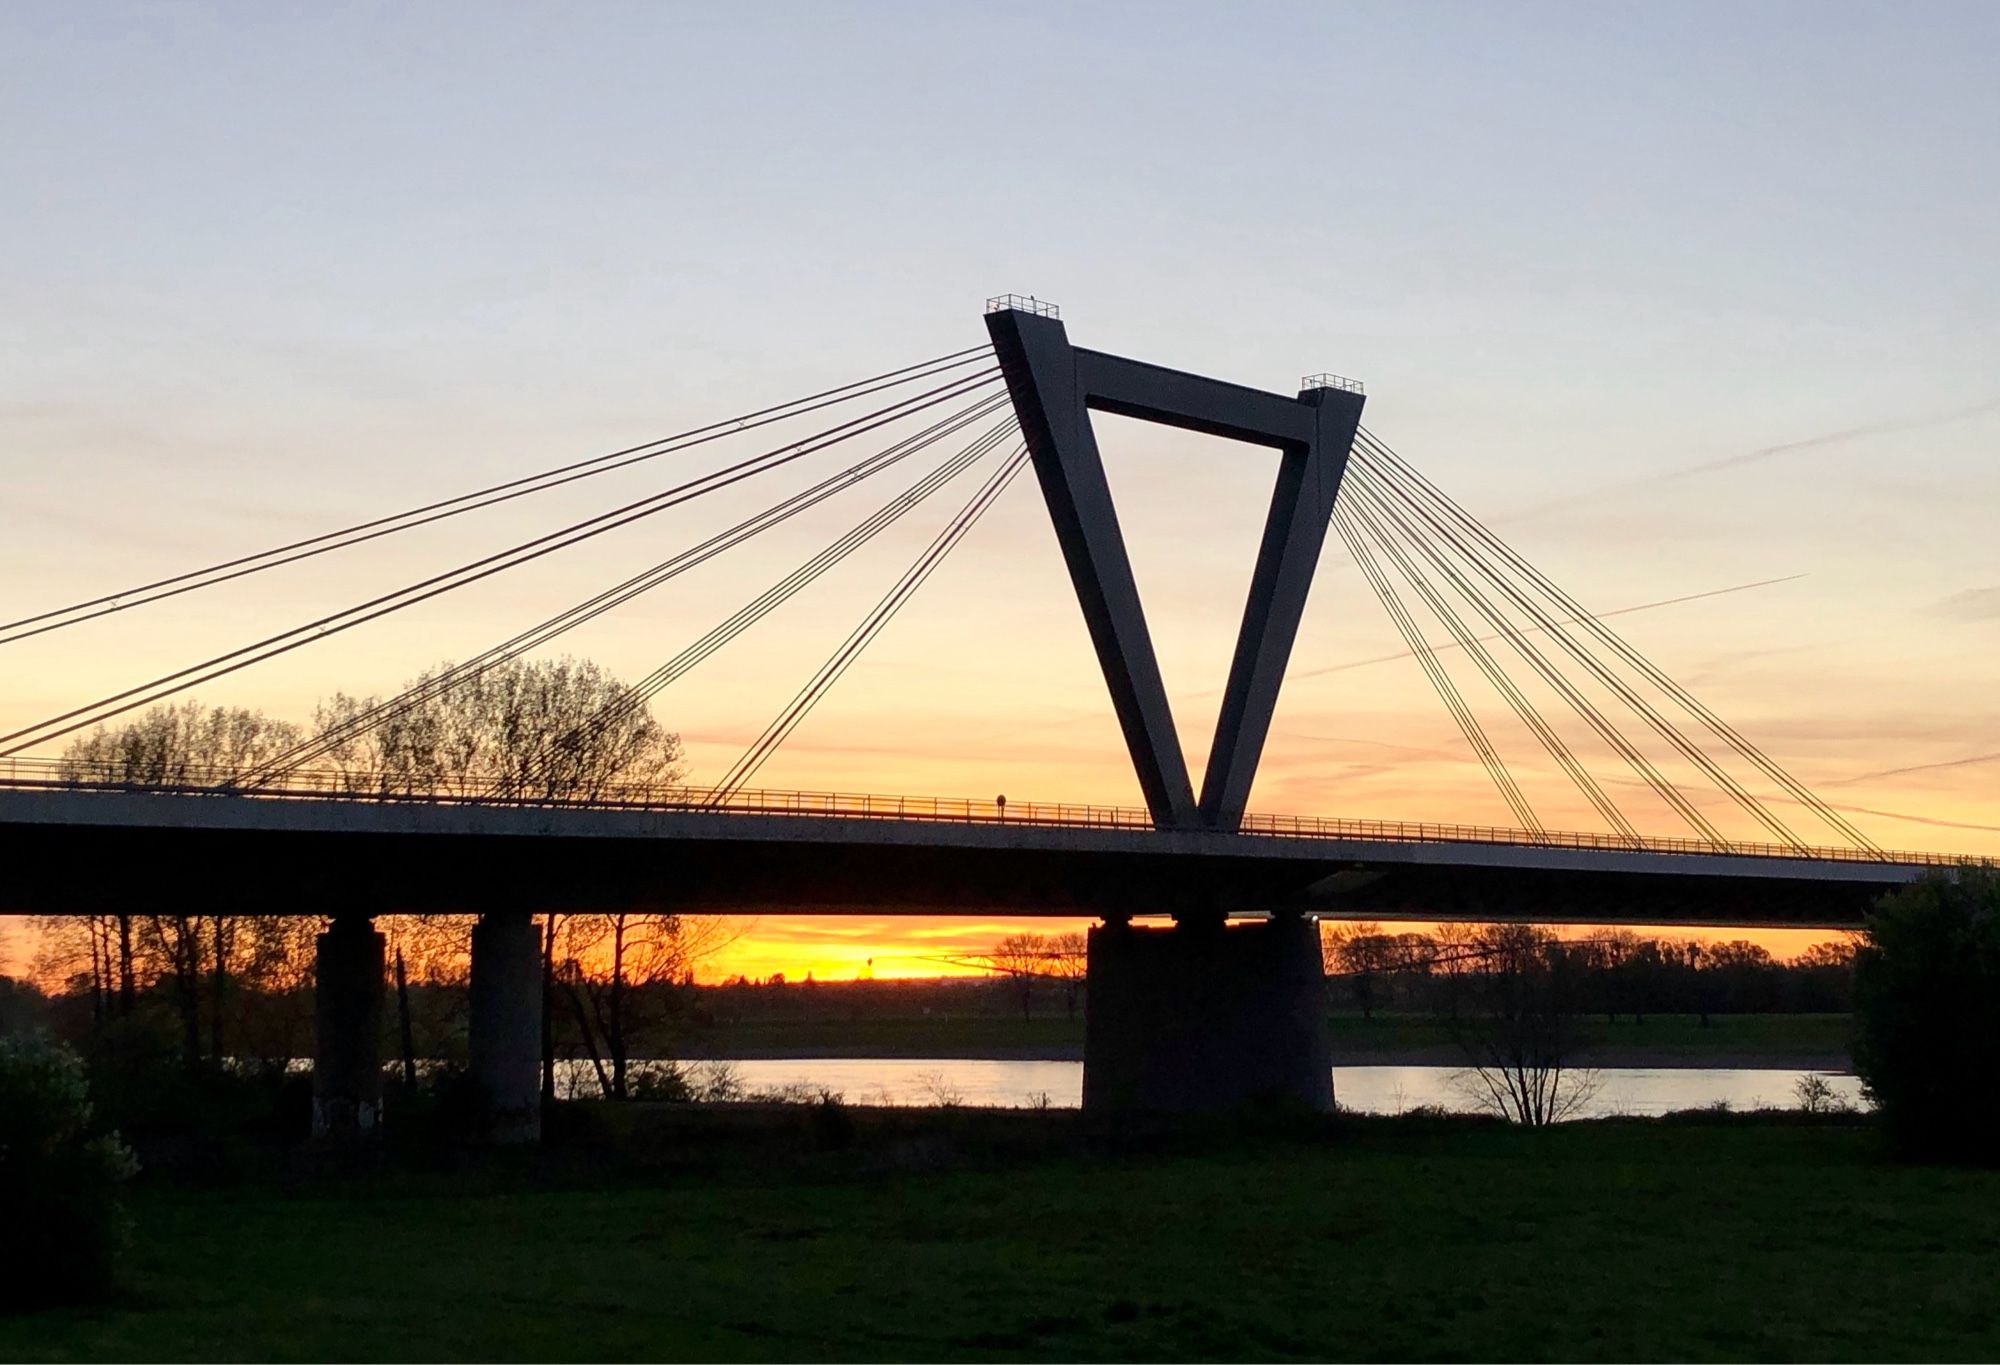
[565,1058,1867,1118]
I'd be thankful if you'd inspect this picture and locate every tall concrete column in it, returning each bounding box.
[470,911,543,1143]
[1082,912,1333,1116]
[313,913,385,1139]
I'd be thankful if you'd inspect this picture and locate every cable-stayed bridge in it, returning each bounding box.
[0,297,1981,1130]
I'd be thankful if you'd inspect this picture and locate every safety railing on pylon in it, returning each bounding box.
[0,754,1984,870]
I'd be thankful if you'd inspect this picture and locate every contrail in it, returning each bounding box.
[1503,397,2000,522]
[1293,573,1808,681]
[1822,750,2000,788]
[1665,398,2000,482]
[1827,802,2000,836]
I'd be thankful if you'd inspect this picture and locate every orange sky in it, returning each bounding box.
[3,385,1996,984]
[694,916,1854,986]
[4,0,2000,990]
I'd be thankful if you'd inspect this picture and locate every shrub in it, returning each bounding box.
[804,1092,854,1151]
[0,1034,138,1309]
[1793,1073,1853,1116]
[1853,867,2000,1162]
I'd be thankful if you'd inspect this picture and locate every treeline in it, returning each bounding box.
[27,911,734,1098]
[19,656,729,1101]
[1322,922,1858,1021]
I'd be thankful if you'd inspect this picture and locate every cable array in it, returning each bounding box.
[2,325,1878,857]
[0,347,994,648]
[1332,427,1876,852]
[707,444,1032,804]
[0,363,1002,757]
[494,416,1023,798]
[246,394,1018,787]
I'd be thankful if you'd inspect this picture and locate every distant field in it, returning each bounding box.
[7,1111,1994,1361]
[693,1012,1854,1067]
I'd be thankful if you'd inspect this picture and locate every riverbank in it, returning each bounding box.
[6,1108,1993,1361]
[688,1011,1855,1071]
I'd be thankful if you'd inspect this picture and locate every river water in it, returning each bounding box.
[576,1058,1867,1118]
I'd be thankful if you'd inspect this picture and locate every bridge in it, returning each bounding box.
[0,297,1980,1137]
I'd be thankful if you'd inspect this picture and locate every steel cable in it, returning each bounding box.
[0,369,1003,757]
[1333,509,1546,835]
[247,393,1017,785]
[496,416,1023,798]
[0,346,996,647]
[1344,462,1725,844]
[1353,445,1806,848]
[1355,426,1875,852]
[707,444,1031,803]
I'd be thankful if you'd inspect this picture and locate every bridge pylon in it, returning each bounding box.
[984,297,1364,832]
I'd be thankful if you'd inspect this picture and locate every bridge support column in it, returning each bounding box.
[470,911,542,1143]
[313,914,385,1140]
[1082,912,1332,1117]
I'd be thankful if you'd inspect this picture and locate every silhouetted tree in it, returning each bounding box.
[1853,867,2000,1162]
[560,912,738,1098]
[60,704,303,1069]
[1447,924,1599,1126]
[1323,922,1394,1020]
[1049,932,1088,1019]
[985,933,1045,1021]
[314,657,683,1101]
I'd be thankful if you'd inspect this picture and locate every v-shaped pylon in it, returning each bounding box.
[985,303,1364,831]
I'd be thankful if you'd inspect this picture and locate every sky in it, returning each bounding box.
[3,1,1997,981]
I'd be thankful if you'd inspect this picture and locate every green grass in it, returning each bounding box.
[7,1112,1997,1361]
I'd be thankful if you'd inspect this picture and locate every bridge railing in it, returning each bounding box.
[0,755,1983,870]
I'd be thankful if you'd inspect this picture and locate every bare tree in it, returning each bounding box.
[60,703,304,1069]
[1428,920,1482,1021]
[560,912,740,1098]
[1447,923,1600,1126]
[1323,921,1395,1020]
[310,655,683,800]
[984,933,1048,1021]
[313,658,684,1098]
[30,915,117,1028]
[1048,931,1088,1019]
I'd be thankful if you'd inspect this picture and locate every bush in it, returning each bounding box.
[1853,867,2000,1162]
[0,1034,138,1309]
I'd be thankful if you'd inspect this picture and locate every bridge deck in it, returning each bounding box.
[0,774,1966,928]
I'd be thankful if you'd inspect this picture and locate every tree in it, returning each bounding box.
[313,657,684,1102]
[0,976,47,1039]
[1048,932,1089,1019]
[1323,921,1395,1020]
[1791,936,1860,1012]
[0,1034,137,1307]
[1447,924,1600,1126]
[559,912,738,1098]
[1853,868,2000,1162]
[985,933,1046,1021]
[59,703,303,1069]
[1428,920,1482,1020]
[310,655,683,800]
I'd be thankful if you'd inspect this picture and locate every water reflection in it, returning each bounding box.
[577,1059,1867,1118]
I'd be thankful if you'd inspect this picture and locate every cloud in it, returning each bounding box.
[1931,587,2000,623]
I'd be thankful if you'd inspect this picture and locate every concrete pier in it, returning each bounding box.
[469,911,543,1143]
[313,914,385,1139]
[1082,913,1333,1116]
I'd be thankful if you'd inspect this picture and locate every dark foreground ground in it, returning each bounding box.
[7,1107,1996,1363]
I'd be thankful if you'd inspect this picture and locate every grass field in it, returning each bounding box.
[7,1109,1995,1362]
[699,1011,1855,1066]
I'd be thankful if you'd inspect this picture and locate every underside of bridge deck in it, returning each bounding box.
[0,790,1924,929]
